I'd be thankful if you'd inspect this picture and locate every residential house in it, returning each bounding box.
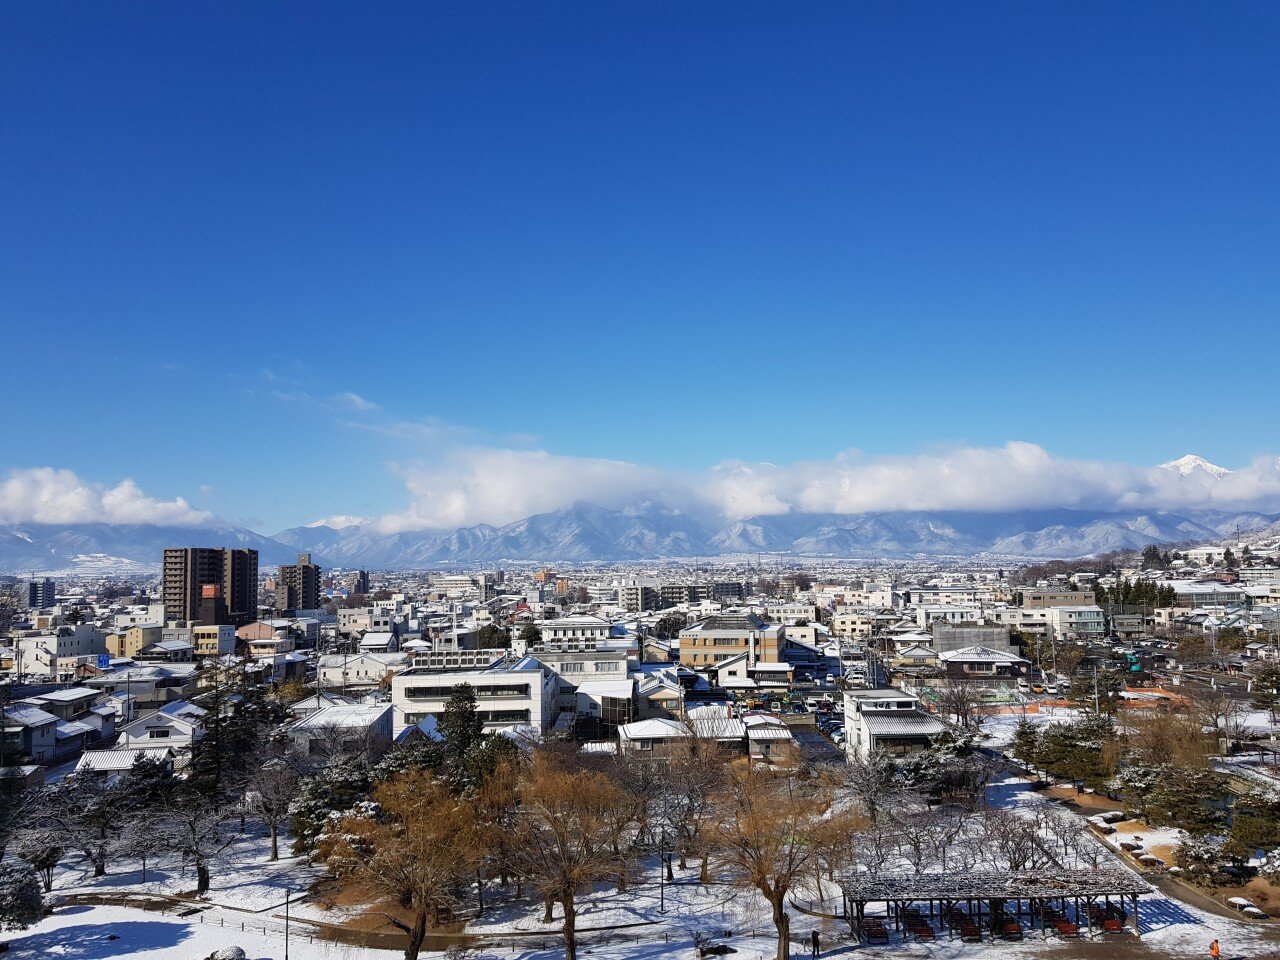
[317,652,409,692]
[287,703,394,759]
[842,688,947,762]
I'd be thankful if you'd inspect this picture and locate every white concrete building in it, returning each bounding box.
[390,656,558,737]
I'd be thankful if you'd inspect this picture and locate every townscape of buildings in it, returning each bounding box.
[4,532,1279,779]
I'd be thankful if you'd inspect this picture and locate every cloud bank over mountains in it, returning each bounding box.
[371,443,1280,533]
[3,445,1279,535]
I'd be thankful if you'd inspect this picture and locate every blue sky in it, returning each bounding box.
[3,3,1279,532]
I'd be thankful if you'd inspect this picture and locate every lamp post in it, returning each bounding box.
[284,885,291,960]
[659,827,667,914]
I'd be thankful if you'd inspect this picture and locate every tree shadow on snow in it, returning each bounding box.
[1138,896,1207,933]
[7,921,193,959]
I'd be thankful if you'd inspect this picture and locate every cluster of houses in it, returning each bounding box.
[5,549,1280,784]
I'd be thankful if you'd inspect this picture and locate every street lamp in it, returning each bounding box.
[659,827,667,914]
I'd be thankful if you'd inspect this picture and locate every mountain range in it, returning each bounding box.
[3,505,1277,573]
[2,455,1272,572]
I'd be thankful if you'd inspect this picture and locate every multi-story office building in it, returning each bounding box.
[678,613,784,669]
[18,578,56,610]
[390,656,558,736]
[276,553,321,612]
[618,580,660,612]
[162,547,258,627]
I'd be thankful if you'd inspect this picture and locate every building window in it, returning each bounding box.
[148,729,171,739]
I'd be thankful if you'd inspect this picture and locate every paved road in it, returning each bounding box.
[794,730,844,764]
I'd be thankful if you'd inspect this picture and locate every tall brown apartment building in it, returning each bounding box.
[163,547,259,626]
[276,552,322,612]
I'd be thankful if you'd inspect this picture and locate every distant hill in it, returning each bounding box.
[5,502,1275,573]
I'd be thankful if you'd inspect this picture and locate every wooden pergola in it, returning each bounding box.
[838,869,1153,942]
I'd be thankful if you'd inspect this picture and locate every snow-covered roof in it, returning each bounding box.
[291,703,391,732]
[74,747,174,773]
[688,715,746,740]
[395,714,440,743]
[158,700,207,720]
[746,725,794,741]
[618,718,690,741]
[28,686,99,703]
[863,712,948,736]
[3,705,58,727]
[937,645,1030,664]
[574,679,634,699]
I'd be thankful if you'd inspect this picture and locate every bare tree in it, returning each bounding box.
[246,757,299,861]
[318,770,481,960]
[714,761,845,960]
[843,750,907,824]
[155,789,239,895]
[509,755,630,960]
[0,584,21,638]
[658,743,728,883]
[934,678,985,730]
[13,829,62,893]
[29,777,125,878]
[978,809,1055,872]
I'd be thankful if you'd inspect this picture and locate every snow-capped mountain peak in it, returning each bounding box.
[1160,454,1233,480]
[304,515,371,529]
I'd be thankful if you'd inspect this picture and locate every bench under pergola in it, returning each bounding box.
[837,868,1153,941]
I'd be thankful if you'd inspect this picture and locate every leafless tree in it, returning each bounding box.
[27,777,125,878]
[843,750,911,824]
[155,790,239,895]
[658,743,728,883]
[978,809,1055,872]
[0,583,21,638]
[13,828,62,892]
[246,757,299,861]
[509,755,631,960]
[934,678,985,730]
[714,760,849,960]
[318,771,481,960]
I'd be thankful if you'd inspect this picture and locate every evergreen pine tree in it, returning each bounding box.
[0,863,42,932]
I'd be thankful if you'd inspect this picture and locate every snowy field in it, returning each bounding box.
[50,824,329,918]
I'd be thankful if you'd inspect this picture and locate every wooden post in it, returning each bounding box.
[1131,894,1140,938]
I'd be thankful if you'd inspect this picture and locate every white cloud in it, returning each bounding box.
[332,392,380,412]
[375,442,1280,531]
[0,468,213,527]
[375,448,681,532]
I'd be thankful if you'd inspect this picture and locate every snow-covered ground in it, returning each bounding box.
[986,771,1274,959]
[13,771,1276,960]
[5,902,399,960]
[980,707,1079,751]
[52,825,326,917]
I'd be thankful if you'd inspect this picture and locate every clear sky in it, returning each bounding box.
[3,3,1279,532]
